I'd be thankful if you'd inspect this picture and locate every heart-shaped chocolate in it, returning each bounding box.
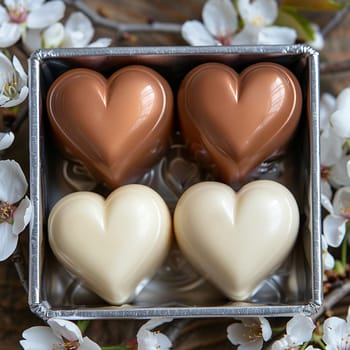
[177,62,302,184]
[48,185,172,305]
[174,180,299,300]
[47,66,173,188]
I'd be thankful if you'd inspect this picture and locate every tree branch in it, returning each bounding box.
[320,59,350,75]
[311,280,350,321]
[322,5,350,37]
[64,0,182,34]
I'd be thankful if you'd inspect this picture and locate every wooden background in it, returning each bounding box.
[2,1,350,349]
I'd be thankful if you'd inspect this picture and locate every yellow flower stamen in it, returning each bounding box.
[0,201,15,224]
[7,2,28,24]
[341,207,350,220]
[52,339,80,350]
[1,70,20,99]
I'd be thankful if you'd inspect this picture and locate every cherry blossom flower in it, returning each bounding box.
[0,0,65,48]
[319,89,350,207]
[308,24,324,50]
[0,131,14,151]
[271,314,315,349]
[322,234,335,271]
[227,317,272,350]
[0,160,32,261]
[137,318,173,350]
[231,0,297,45]
[181,0,238,45]
[20,318,101,350]
[323,186,350,248]
[181,0,296,46]
[23,12,112,51]
[0,51,28,108]
[323,306,350,350]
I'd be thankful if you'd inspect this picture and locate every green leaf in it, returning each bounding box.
[77,320,90,334]
[279,0,344,11]
[276,6,315,42]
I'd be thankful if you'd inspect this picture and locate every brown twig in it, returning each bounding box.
[11,246,28,294]
[320,59,350,75]
[321,5,350,37]
[311,280,350,321]
[63,0,182,34]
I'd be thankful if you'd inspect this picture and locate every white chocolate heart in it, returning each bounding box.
[174,180,299,301]
[48,184,172,305]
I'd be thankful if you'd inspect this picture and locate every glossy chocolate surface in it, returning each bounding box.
[47,66,173,188]
[177,62,302,184]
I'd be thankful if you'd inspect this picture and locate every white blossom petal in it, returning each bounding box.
[329,155,350,188]
[2,85,28,107]
[231,24,259,45]
[0,160,27,203]
[20,326,59,350]
[330,110,350,139]
[321,192,334,214]
[308,24,324,50]
[0,222,18,261]
[25,0,45,12]
[0,95,9,105]
[202,0,237,39]
[48,318,83,343]
[27,0,65,29]
[26,0,46,12]
[323,214,347,247]
[0,5,9,22]
[238,0,278,26]
[320,124,345,167]
[333,186,350,216]
[0,22,21,48]
[139,318,173,332]
[0,51,13,82]
[322,235,335,270]
[181,20,219,45]
[137,318,173,350]
[227,322,251,344]
[12,196,32,236]
[63,12,94,48]
[80,336,101,350]
[330,87,350,138]
[22,29,42,52]
[323,253,335,271]
[227,318,271,350]
[0,131,15,151]
[271,337,289,350]
[321,179,333,201]
[257,26,297,44]
[260,317,272,341]
[88,37,112,47]
[12,55,27,84]
[320,93,336,131]
[285,314,315,345]
[42,22,65,48]
[323,316,347,349]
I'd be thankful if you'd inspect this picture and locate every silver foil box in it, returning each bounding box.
[28,45,322,320]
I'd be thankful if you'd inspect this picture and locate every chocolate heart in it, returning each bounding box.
[177,62,302,184]
[174,180,299,300]
[48,185,172,305]
[47,66,173,188]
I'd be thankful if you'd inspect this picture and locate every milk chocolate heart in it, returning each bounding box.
[48,185,172,305]
[47,66,173,188]
[174,180,299,300]
[177,62,302,184]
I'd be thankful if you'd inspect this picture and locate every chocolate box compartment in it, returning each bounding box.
[28,45,321,320]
